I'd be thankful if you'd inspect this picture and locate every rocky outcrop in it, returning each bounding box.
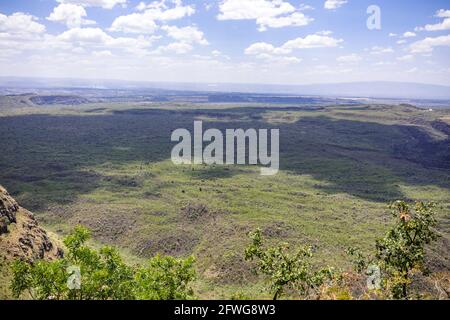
[0,185,62,263]
[0,185,19,232]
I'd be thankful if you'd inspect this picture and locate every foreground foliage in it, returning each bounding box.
[245,229,333,300]
[11,226,195,300]
[9,201,444,300]
[347,201,440,299]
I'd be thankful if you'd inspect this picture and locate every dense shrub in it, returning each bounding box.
[11,226,195,300]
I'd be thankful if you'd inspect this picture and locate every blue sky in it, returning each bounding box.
[0,0,449,85]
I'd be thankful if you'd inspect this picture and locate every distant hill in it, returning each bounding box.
[1,77,449,100]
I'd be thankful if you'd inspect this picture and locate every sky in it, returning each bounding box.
[0,0,449,85]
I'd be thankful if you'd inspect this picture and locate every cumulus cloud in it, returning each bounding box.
[0,12,46,35]
[437,9,450,18]
[415,9,450,32]
[245,35,343,55]
[409,34,450,53]
[324,0,347,10]
[162,25,208,45]
[110,0,195,34]
[0,13,46,58]
[370,46,394,54]
[282,34,343,50]
[110,12,159,34]
[403,31,416,38]
[56,0,127,9]
[316,30,333,36]
[55,27,155,56]
[155,42,193,54]
[244,44,301,63]
[336,53,361,63]
[245,42,290,56]
[217,0,313,32]
[397,54,414,61]
[47,4,96,28]
[154,25,208,55]
[135,0,195,19]
[245,34,342,64]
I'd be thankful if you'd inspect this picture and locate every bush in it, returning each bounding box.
[347,201,440,299]
[245,229,333,300]
[11,226,195,300]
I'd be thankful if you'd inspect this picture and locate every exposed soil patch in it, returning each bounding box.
[262,221,295,238]
[139,233,199,257]
[180,203,229,222]
[181,203,210,221]
[203,254,258,285]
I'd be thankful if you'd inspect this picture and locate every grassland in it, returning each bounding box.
[0,99,449,298]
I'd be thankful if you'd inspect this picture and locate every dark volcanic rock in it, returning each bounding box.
[0,185,19,233]
[29,95,89,105]
[0,184,62,262]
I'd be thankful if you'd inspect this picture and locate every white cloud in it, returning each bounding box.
[47,4,96,28]
[0,12,46,35]
[92,50,113,57]
[324,0,347,10]
[257,54,302,64]
[415,9,450,32]
[56,0,126,9]
[397,39,407,44]
[244,42,290,55]
[244,46,301,63]
[370,46,394,54]
[110,12,159,34]
[110,0,195,34]
[135,0,195,20]
[245,34,343,57]
[162,25,208,45]
[373,61,396,66]
[217,0,313,31]
[409,35,450,53]
[55,27,154,56]
[57,27,112,44]
[397,54,414,61]
[403,31,416,38]
[282,34,343,50]
[245,34,341,64]
[336,53,362,63]
[156,42,193,54]
[389,33,397,37]
[436,9,450,18]
[316,30,333,36]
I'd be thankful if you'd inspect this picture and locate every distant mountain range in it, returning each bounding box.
[0,77,449,100]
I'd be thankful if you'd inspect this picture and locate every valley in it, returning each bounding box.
[0,96,449,299]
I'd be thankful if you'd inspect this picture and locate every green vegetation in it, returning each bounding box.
[9,200,443,300]
[245,229,333,300]
[10,226,195,300]
[1,101,449,298]
[348,201,440,299]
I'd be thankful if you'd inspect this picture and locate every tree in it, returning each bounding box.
[134,255,195,300]
[347,201,440,299]
[11,226,196,300]
[376,201,439,299]
[245,229,333,300]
